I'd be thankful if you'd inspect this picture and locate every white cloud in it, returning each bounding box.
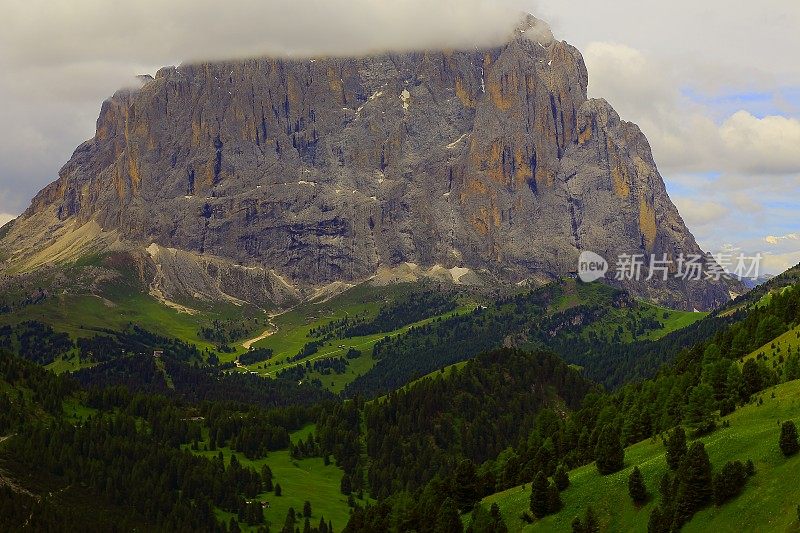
[582,42,800,178]
[672,198,729,227]
[765,233,799,245]
[761,251,800,275]
[719,112,800,175]
[578,38,800,274]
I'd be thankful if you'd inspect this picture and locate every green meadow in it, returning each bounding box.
[481,379,800,532]
[190,425,357,531]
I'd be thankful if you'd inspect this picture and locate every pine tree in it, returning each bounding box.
[594,425,624,475]
[529,471,550,518]
[745,459,755,477]
[673,442,713,527]
[712,460,747,505]
[340,474,352,495]
[570,507,598,533]
[554,464,570,491]
[261,464,273,492]
[665,427,687,471]
[274,483,282,497]
[628,466,648,504]
[779,420,799,457]
[647,506,667,533]
[435,498,463,533]
[467,504,507,533]
[726,364,747,403]
[303,500,312,518]
[659,472,674,504]
[584,506,599,533]
[742,359,764,395]
[489,503,508,533]
[466,504,491,533]
[280,507,295,533]
[685,384,716,435]
[547,482,563,514]
[453,459,480,512]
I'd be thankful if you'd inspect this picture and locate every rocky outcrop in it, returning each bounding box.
[0,15,737,310]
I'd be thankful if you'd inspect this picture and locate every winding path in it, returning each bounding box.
[241,315,278,350]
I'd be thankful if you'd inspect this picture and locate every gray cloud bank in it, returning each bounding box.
[0,0,533,216]
[4,0,534,64]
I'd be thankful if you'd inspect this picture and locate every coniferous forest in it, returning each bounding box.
[0,269,799,532]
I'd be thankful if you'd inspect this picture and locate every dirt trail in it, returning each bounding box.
[241,315,278,350]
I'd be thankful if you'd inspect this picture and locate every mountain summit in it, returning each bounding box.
[0,15,736,310]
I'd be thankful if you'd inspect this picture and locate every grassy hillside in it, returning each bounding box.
[548,281,706,343]
[238,283,474,392]
[344,280,711,397]
[188,425,356,531]
[0,252,272,356]
[0,291,265,367]
[744,323,800,365]
[482,379,800,532]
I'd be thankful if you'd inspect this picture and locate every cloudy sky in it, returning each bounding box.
[1,0,798,273]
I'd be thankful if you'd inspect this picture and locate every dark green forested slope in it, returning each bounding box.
[0,346,336,532]
[342,280,716,397]
[342,276,800,532]
[1,267,798,532]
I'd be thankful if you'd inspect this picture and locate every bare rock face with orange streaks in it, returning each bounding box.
[1,15,736,310]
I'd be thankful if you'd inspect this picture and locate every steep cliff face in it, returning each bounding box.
[0,16,735,310]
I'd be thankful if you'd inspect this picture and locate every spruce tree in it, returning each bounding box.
[712,460,747,505]
[435,498,463,533]
[584,506,599,533]
[595,425,624,475]
[547,482,563,514]
[779,420,799,457]
[467,504,507,533]
[570,508,598,533]
[530,471,550,518]
[340,474,352,495]
[628,466,648,504]
[261,464,273,492]
[466,505,491,533]
[274,483,282,497]
[745,459,755,477]
[554,464,570,491]
[685,384,716,434]
[647,506,667,533]
[453,459,480,512]
[489,503,508,533]
[303,500,312,518]
[673,442,713,527]
[665,427,687,471]
[280,507,295,533]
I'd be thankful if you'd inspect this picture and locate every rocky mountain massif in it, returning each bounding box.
[0,16,736,310]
